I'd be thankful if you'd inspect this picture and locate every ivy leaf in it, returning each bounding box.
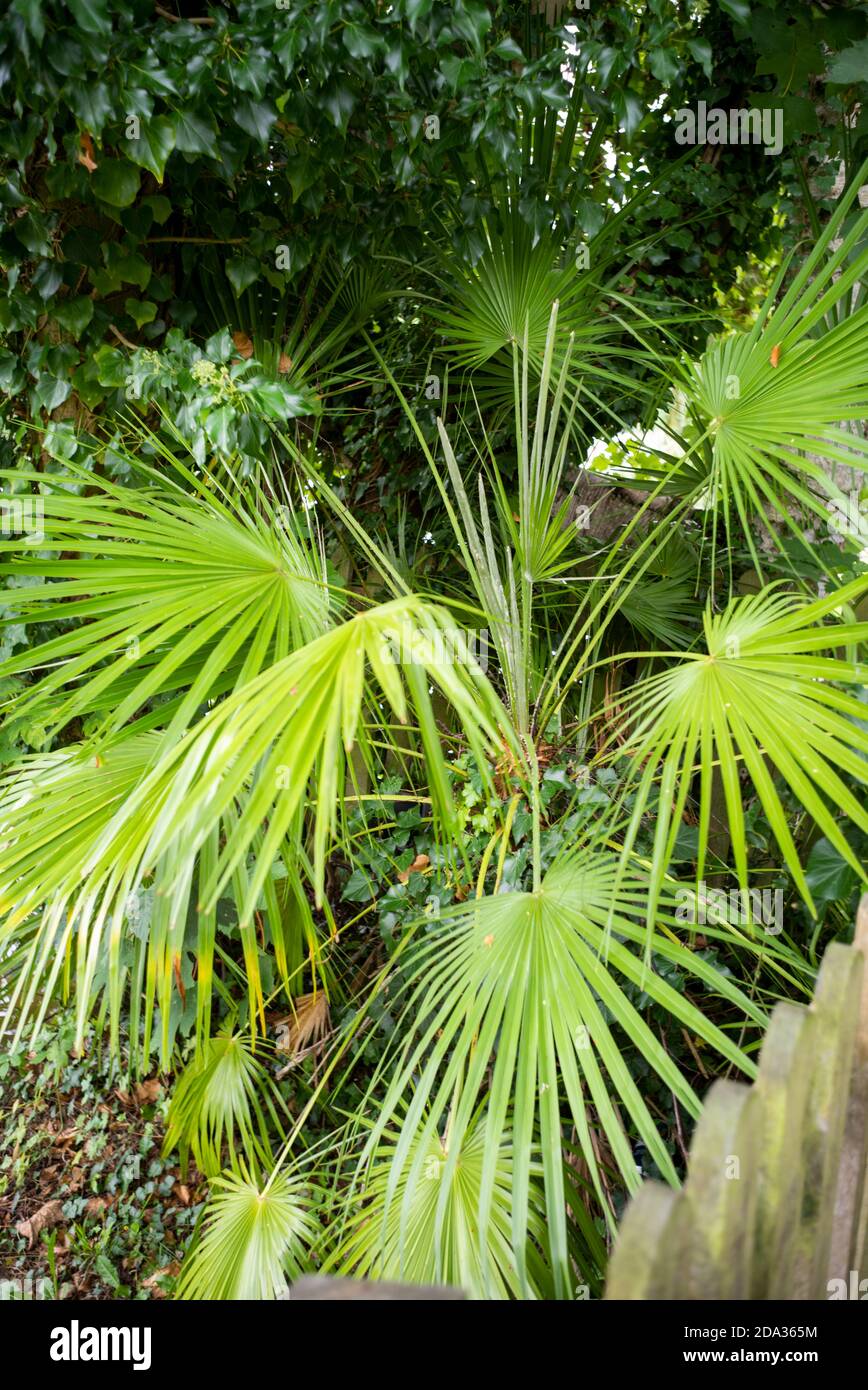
[451,1,492,53]
[13,212,51,256]
[66,0,111,37]
[826,39,868,86]
[440,55,479,92]
[805,836,861,905]
[31,260,63,301]
[127,117,176,182]
[66,82,114,135]
[341,867,376,903]
[274,28,304,77]
[43,420,78,462]
[254,382,317,419]
[124,299,157,329]
[342,23,383,60]
[686,39,713,78]
[35,376,71,412]
[648,48,681,84]
[575,198,605,237]
[92,159,141,209]
[142,195,172,226]
[718,0,750,20]
[402,0,433,26]
[0,349,26,393]
[61,227,101,269]
[235,100,277,144]
[53,296,95,336]
[385,43,410,88]
[204,405,234,453]
[753,19,822,91]
[538,78,569,108]
[173,110,219,156]
[493,37,525,62]
[321,82,356,133]
[225,257,259,295]
[90,247,151,294]
[0,116,41,165]
[12,0,46,43]
[612,89,644,138]
[286,152,318,202]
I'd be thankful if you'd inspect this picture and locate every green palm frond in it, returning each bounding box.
[606,579,868,927]
[355,844,765,1299]
[70,595,510,910]
[0,597,516,1060]
[0,467,330,742]
[0,731,330,1061]
[619,570,699,648]
[329,1111,605,1299]
[627,162,868,558]
[164,1031,290,1179]
[175,1168,319,1301]
[429,216,658,434]
[193,248,389,404]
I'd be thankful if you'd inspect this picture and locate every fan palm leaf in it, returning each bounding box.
[0,467,330,743]
[164,1031,290,1179]
[175,1168,319,1301]
[354,843,766,1299]
[0,597,517,1060]
[605,580,868,930]
[622,159,868,561]
[328,1111,605,1299]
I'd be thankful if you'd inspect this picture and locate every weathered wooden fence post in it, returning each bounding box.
[605,894,868,1300]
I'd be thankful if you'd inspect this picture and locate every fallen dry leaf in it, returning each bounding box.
[172,953,186,1005]
[275,992,330,1066]
[84,1196,110,1219]
[142,1262,181,1297]
[133,1078,162,1107]
[16,1199,64,1248]
[398,852,430,884]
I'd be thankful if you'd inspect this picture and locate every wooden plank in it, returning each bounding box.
[604,1183,684,1300]
[677,1080,758,1299]
[827,893,868,1288]
[751,1002,816,1298]
[792,942,863,1297]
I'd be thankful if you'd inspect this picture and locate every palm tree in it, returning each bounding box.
[0,184,866,1297]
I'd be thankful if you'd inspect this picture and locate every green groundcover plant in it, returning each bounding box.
[1,1,867,1303]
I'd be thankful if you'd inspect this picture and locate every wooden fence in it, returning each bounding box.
[604,893,868,1300]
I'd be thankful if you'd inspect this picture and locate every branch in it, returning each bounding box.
[155,5,216,25]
